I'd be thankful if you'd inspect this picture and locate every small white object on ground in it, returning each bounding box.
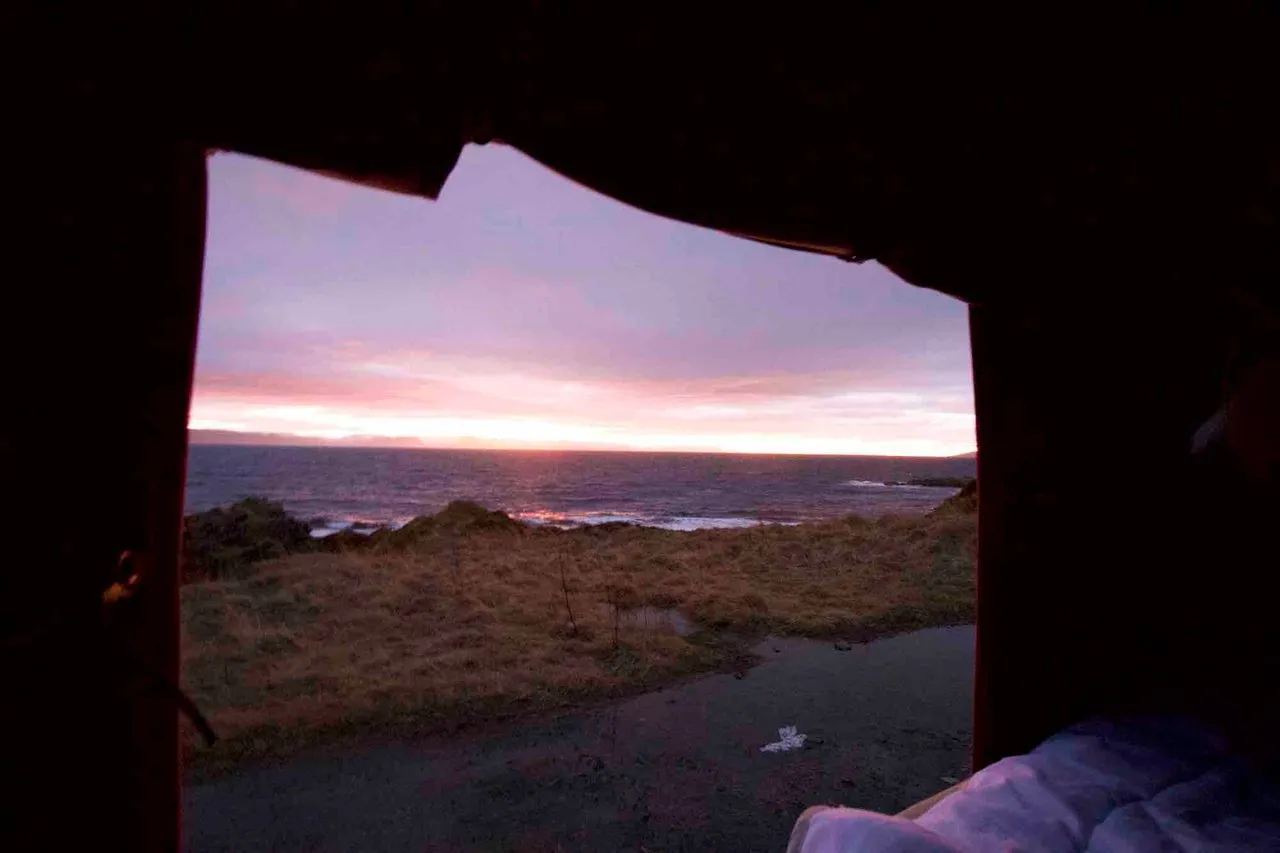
[761,725,807,752]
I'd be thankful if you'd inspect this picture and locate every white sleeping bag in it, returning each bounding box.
[789,717,1280,852]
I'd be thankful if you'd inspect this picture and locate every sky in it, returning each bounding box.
[192,146,975,456]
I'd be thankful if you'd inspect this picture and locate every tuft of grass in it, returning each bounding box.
[181,503,976,770]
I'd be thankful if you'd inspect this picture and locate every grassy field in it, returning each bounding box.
[181,497,976,769]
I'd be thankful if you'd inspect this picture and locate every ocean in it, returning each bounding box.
[185,445,976,535]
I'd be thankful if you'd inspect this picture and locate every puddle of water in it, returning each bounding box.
[597,605,693,636]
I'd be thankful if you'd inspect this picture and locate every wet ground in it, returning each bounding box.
[184,626,974,852]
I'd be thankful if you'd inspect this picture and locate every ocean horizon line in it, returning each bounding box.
[188,431,976,460]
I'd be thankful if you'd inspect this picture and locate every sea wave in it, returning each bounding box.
[841,479,938,490]
[654,517,771,532]
[513,510,791,531]
[308,510,783,536]
[308,518,409,538]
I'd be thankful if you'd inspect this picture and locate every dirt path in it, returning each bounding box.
[184,626,974,852]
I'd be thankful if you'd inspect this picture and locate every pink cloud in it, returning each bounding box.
[191,354,975,456]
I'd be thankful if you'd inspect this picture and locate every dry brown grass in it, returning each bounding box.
[181,506,975,769]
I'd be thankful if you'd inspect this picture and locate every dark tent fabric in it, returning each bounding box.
[192,5,1280,313]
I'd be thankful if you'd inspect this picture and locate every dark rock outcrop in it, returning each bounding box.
[382,500,525,549]
[932,479,977,515]
[183,497,316,580]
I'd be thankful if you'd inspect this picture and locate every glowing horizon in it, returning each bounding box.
[189,362,975,457]
[194,148,976,458]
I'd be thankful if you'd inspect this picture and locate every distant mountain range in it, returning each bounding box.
[189,430,427,449]
[951,451,977,459]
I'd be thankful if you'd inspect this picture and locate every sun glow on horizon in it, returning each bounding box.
[189,401,976,457]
